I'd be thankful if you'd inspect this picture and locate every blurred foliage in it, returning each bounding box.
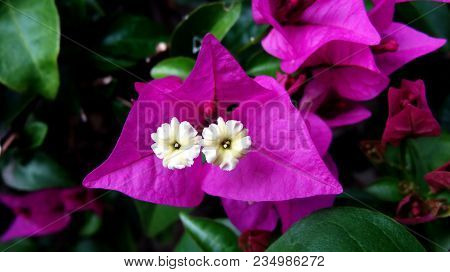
[0,0,448,252]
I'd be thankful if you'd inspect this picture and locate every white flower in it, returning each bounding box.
[151,117,202,169]
[201,117,252,171]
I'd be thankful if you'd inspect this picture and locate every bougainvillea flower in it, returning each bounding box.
[0,188,100,242]
[382,79,440,145]
[221,152,338,233]
[368,0,446,75]
[256,75,332,155]
[301,41,390,101]
[83,34,341,207]
[201,117,252,171]
[395,194,448,225]
[424,162,450,193]
[150,117,202,170]
[299,75,373,128]
[253,0,380,73]
[222,75,338,233]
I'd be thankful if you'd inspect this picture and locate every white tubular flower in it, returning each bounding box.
[151,117,201,170]
[201,117,252,171]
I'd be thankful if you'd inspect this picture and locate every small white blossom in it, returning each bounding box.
[151,117,201,170]
[201,117,252,171]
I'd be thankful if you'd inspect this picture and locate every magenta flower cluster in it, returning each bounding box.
[81,0,446,235]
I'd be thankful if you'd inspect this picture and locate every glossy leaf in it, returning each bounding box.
[23,121,48,149]
[179,213,239,252]
[0,0,60,99]
[409,133,450,172]
[150,57,195,80]
[245,51,280,77]
[135,201,191,238]
[0,151,73,191]
[267,207,425,252]
[175,233,203,252]
[96,14,168,70]
[366,177,403,202]
[171,2,241,56]
[222,1,268,53]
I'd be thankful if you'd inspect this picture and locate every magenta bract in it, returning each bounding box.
[83,34,341,207]
[382,79,440,145]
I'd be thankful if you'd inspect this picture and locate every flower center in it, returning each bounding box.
[202,117,252,171]
[222,139,231,149]
[151,117,201,170]
[173,142,181,149]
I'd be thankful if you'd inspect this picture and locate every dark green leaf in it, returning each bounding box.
[222,1,268,53]
[396,1,448,51]
[171,2,241,56]
[1,151,73,191]
[175,233,204,252]
[366,177,403,202]
[245,51,280,77]
[57,0,104,23]
[0,90,35,128]
[135,201,191,238]
[0,0,60,99]
[23,121,48,149]
[150,57,195,80]
[364,0,374,10]
[0,239,37,252]
[79,213,102,237]
[215,218,240,235]
[410,133,450,172]
[96,14,168,70]
[424,220,450,252]
[267,207,425,252]
[179,213,239,252]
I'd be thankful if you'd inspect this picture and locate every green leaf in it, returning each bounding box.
[424,220,450,252]
[151,57,195,80]
[171,2,242,56]
[0,151,73,191]
[58,0,104,23]
[245,51,280,77]
[366,177,403,202]
[222,1,268,54]
[215,218,240,235]
[409,134,450,172]
[96,14,168,70]
[0,239,37,252]
[79,213,102,237]
[364,0,374,10]
[0,90,35,128]
[175,233,204,252]
[135,201,191,238]
[396,1,448,51]
[267,207,425,252]
[23,121,48,149]
[179,213,240,252]
[0,0,60,99]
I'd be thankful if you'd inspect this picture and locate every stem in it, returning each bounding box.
[0,133,18,156]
